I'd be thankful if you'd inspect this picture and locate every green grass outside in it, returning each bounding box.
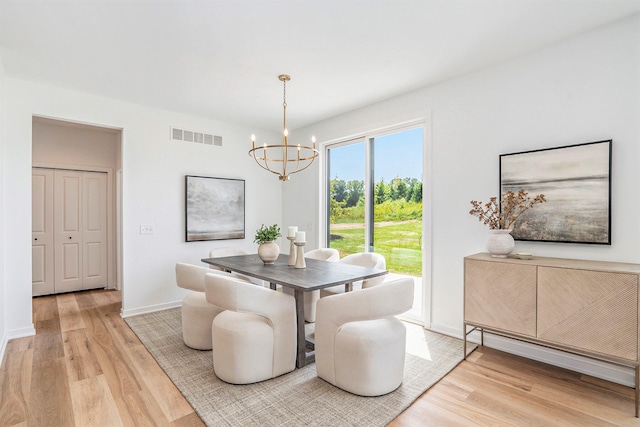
[329,220,423,276]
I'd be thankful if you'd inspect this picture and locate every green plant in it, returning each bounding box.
[253,224,282,244]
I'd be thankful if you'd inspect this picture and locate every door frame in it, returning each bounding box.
[318,117,432,327]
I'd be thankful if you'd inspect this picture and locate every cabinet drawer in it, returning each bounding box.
[538,267,638,361]
[465,259,537,337]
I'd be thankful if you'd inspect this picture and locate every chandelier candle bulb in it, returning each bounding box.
[295,231,305,243]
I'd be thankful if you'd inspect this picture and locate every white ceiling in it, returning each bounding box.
[1,0,639,132]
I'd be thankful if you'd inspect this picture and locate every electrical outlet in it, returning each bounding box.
[140,224,155,234]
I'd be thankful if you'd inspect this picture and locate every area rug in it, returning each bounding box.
[126,308,470,427]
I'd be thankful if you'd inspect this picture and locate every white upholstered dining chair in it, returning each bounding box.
[207,247,249,265]
[204,272,297,384]
[208,247,264,286]
[319,252,386,298]
[283,247,340,322]
[176,262,250,350]
[314,277,414,396]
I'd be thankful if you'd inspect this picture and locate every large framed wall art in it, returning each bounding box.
[499,140,611,244]
[185,175,245,242]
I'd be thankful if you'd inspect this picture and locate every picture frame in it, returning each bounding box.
[499,140,611,244]
[185,175,245,242]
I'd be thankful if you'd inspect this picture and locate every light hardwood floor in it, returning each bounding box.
[1,289,638,426]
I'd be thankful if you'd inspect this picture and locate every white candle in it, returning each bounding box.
[295,231,306,243]
[287,226,298,238]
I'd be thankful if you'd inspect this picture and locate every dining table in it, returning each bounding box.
[201,253,388,368]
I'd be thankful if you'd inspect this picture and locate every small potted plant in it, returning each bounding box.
[469,189,546,257]
[254,224,282,264]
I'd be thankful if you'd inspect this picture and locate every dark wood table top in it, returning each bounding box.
[201,254,387,291]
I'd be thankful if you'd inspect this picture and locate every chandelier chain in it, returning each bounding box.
[283,77,287,108]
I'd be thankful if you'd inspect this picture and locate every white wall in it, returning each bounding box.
[0,53,8,359]
[3,78,283,335]
[286,15,640,335]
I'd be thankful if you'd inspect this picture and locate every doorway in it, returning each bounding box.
[326,126,425,323]
[31,116,122,296]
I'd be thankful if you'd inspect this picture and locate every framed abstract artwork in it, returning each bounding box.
[185,175,245,242]
[499,140,611,244]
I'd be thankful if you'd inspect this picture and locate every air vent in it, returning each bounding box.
[172,128,183,140]
[171,127,222,147]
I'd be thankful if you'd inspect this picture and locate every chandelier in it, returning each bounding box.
[249,74,319,181]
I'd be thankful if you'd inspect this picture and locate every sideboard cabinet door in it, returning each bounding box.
[465,259,537,337]
[538,266,638,361]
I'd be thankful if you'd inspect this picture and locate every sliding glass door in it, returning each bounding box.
[327,126,424,321]
[327,140,366,253]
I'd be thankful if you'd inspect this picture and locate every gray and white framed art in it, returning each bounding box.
[185,175,245,242]
[500,140,611,244]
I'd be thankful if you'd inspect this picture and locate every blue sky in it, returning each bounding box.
[328,127,423,182]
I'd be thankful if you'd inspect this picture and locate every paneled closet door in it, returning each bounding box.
[32,169,55,296]
[53,169,109,293]
[54,170,84,293]
[82,172,108,289]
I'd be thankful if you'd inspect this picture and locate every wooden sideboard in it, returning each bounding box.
[463,252,640,417]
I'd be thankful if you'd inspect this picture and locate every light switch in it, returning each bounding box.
[140,224,155,234]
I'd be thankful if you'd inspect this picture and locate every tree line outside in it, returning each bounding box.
[329,176,423,276]
[330,177,422,223]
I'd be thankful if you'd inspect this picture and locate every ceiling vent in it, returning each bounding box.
[171,127,222,147]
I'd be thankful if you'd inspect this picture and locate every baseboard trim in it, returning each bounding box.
[0,331,7,367]
[8,325,36,340]
[1,324,37,364]
[429,322,635,388]
[121,300,181,318]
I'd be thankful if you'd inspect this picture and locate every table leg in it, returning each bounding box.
[294,289,306,368]
[344,282,353,293]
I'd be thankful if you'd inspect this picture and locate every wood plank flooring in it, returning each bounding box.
[1,289,638,426]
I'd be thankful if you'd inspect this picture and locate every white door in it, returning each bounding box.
[32,169,55,296]
[54,170,84,293]
[41,169,109,294]
[82,172,108,288]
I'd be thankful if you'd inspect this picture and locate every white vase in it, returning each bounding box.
[486,229,515,258]
[258,241,280,264]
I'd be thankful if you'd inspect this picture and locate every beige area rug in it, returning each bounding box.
[126,308,471,427]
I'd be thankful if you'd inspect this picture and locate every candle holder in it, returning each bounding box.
[287,236,297,266]
[294,241,306,269]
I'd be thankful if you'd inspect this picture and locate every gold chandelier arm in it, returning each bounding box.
[248,144,319,181]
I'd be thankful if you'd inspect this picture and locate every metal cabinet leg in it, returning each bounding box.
[463,323,467,360]
[636,365,640,418]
